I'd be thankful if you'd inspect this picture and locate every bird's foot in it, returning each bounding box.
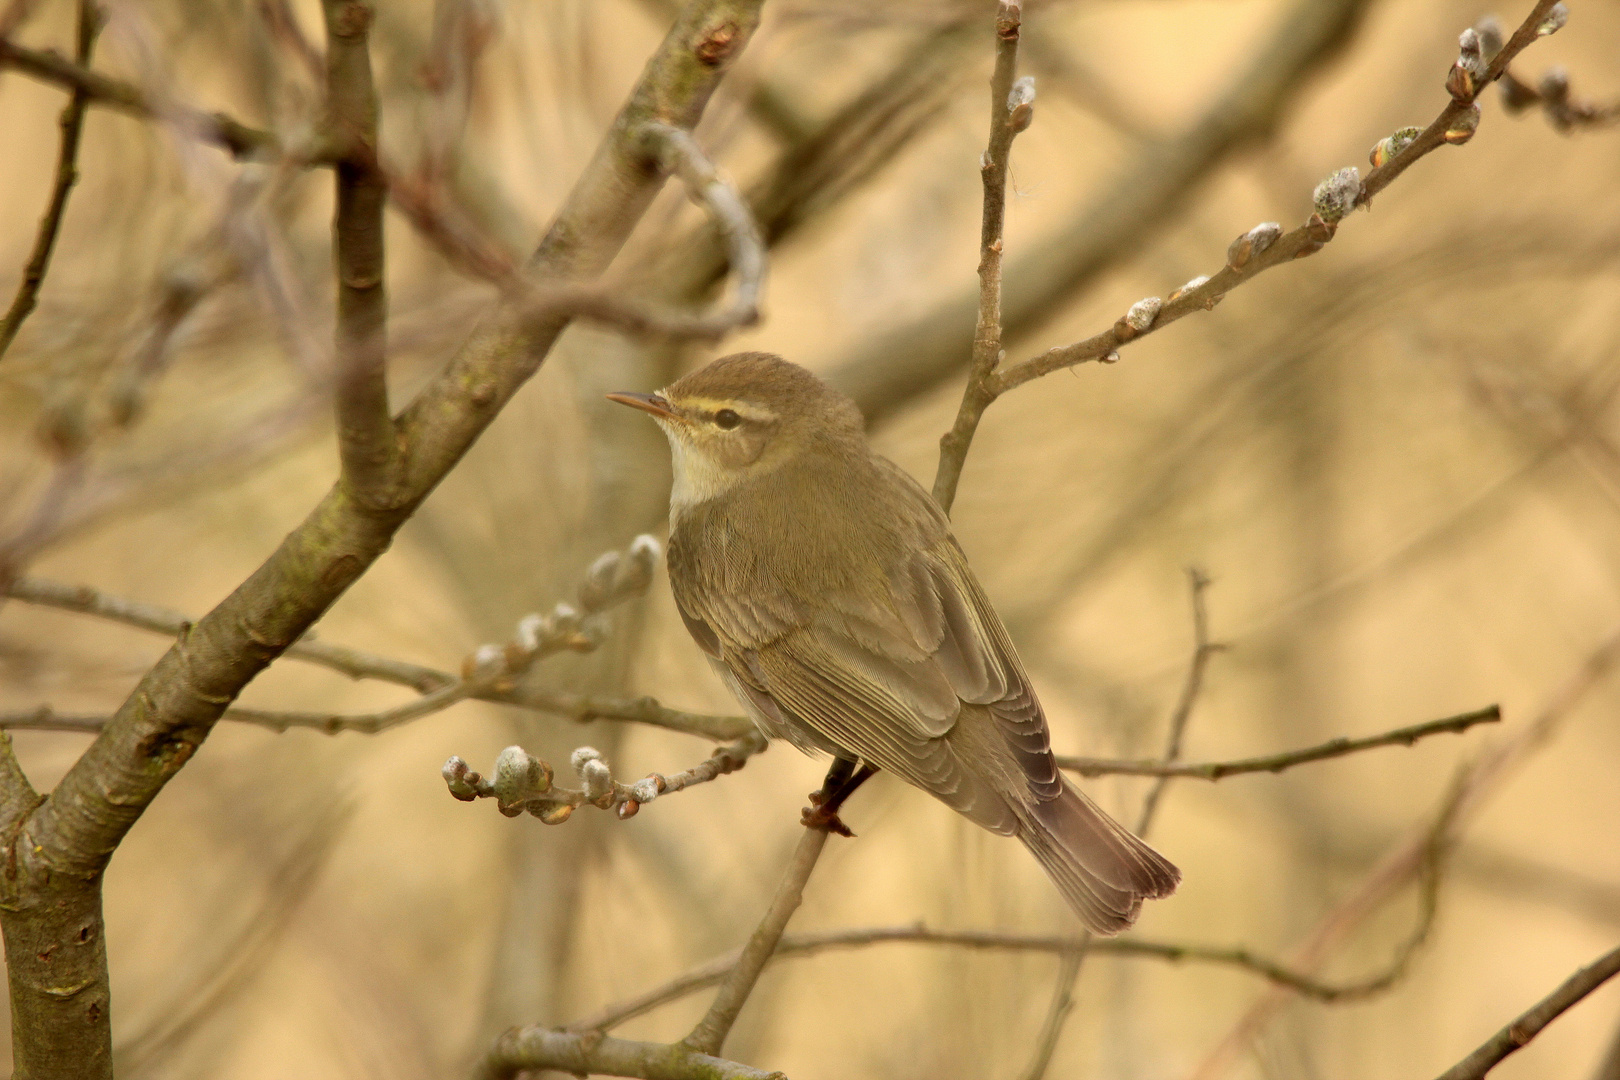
[801,798,856,837]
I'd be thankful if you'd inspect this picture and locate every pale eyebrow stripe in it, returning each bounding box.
[676,396,778,423]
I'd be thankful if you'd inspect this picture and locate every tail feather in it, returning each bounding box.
[1020,781,1180,935]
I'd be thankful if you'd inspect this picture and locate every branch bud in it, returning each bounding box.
[1443,103,1481,144]
[1007,76,1036,133]
[1226,222,1281,271]
[581,758,613,801]
[493,745,551,811]
[1124,296,1162,333]
[1473,15,1504,60]
[442,756,481,801]
[579,551,623,611]
[1369,126,1422,169]
[630,777,662,803]
[538,803,574,825]
[1536,3,1567,37]
[570,746,603,771]
[1538,66,1569,105]
[1311,166,1361,223]
[1457,28,1487,80]
[1167,275,1210,304]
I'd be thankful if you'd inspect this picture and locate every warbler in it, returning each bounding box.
[609,352,1178,933]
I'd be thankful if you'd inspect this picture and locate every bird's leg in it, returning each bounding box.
[802,758,877,837]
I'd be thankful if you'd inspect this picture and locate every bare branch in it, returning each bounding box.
[0,38,278,159]
[442,731,767,823]
[682,827,829,1056]
[1433,943,1620,1080]
[0,2,768,1072]
[1136,567,1221,831]
[474,1028,786,1080]
[1057,705,1500,780]
[1190,627,1620,1080]
[1498,61,1620,132]
[831,0,1378,423]
[568,922,1450,1035]
[4,566,754,742]
[514,123,766,341]
[0,0,100,363]
[322,0,397,500]
[991,2,1571,395]
[932,0,1028,514]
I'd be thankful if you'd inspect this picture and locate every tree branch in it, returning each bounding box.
[0,0,99,363]
[443,731,767,823]
[3,571,753,742]
[1189,627,1620,1080]
[474,1028,785,1080]
[0,38,277,158]
[681,826,829,1055]
[1057,705,1500,780]
[1135,567,1221,830]
[989,0,1568,396]
[514,122,765,340]
[566,922,1452,1036]
[1433,943,1620,1080]
[932,0,1028,515]
[0,2,767,1075]
[831,0,1377,423]
[323,0,397,500]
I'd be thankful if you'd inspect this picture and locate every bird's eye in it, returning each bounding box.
[714,409,741,430]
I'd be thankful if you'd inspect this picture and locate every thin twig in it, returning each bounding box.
[514,123,765,341]
[1498,65,1620,132]
[986,0,1566,395]
[5,550,751,743]
[322,0,397,500]
[1136,567,1219,832]
[567,923,1441,1035]
[1021,569,1218,1080]
[1188,627,1620,1080]
[0,0,100,363]
[473,1027,785,1080]
[0,38,278,158]
[443,730,766,824]
[1433,943,1620,1080]
[1058,706,1500,779]
[1017,943,1087,1080]
[832,0,1377,423]
[681,827,829,1056]
[932,0,1028,515]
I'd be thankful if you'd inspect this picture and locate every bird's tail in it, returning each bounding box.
[1018,780,1180,935]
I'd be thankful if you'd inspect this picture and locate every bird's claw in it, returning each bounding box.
[801,800,855,837]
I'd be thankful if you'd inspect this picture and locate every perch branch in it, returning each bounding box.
[1433,943,1620,1080]
[932,0,1029,514]
[1057,705,1500,779]
[682,827,829,1055]
[0,0,99,363]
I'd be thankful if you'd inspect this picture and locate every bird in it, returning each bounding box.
[608,351,1178,933]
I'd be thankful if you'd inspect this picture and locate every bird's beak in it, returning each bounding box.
[606,391,679,421]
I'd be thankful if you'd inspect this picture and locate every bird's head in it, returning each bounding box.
[608,351,864,512]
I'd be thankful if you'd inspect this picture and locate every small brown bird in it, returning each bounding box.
[609,352,1178,933]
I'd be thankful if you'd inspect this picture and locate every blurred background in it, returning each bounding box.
[1,0,1618,1077]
